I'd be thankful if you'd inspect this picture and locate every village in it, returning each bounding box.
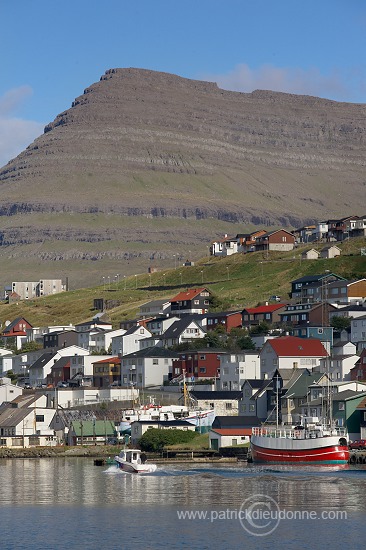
[0,213,365,454]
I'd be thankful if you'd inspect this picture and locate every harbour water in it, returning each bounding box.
[1,458,365,549]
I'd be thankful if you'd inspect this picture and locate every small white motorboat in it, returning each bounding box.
[114,448,157,474]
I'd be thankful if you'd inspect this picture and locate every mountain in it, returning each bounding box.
[0,68,365,289]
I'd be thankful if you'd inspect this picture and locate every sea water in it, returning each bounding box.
[0,458,365,549]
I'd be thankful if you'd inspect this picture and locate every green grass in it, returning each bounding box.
[0,237,364,328]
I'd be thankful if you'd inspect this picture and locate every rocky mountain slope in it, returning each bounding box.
[0,68,365,288]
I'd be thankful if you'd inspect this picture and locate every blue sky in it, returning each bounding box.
[1,0,366,168]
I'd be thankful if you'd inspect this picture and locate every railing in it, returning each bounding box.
[252,425,348,439]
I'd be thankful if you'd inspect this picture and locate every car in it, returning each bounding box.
[269,295,281,302]
[349,439,366,450]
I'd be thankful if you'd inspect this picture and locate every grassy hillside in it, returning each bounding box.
[0,238,364,329]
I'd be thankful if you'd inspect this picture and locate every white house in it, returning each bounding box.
[189,390,242,417]
[92,328,126,353]
[301,249,320,261]
[0,393,56,448]
[69,354,110,379]
[320,245,341,259]
[120,347,179,388]
[0,380,23,405]
[145,316,180,336]
[209,428,251,450]
[111,325,152,356]
[139,299,171,318]
[210,235,239,257]
[315,341,359,381]
[28,346,89,387]
[351,315,366,352]
[259,336,328,379]
[160,318,206,348]
[44,386,139,409]
[219,352,260,391]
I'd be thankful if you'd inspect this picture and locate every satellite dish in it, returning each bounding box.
[5,320,11,327]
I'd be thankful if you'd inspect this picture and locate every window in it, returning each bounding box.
[199,367,206,373]
[249,404,255,412]
[245,389,250,397]
[241,404,247,412]
[35,415,44,422]
[225,403,232,410]
[338,402,345,410]
[153,359,158,365]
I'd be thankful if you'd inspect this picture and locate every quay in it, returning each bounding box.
[349,450,366,464]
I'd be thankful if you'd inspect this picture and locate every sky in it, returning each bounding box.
[1,0,366,168]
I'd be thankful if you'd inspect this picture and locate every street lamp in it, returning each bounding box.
[179,272,182,285]
[226,266,230,280]
[173,254,176,270]
[107,276,110,289]
[102,276,105,290]
[200,270,204,284]
[163,273,166,286]
[135,274,137,289]
[123,275,126,291]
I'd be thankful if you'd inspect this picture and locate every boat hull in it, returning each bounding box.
[114,457,157,474]
[251,435,349,464]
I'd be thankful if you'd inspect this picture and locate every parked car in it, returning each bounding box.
[349,439,366,450]
[269,295,281,302]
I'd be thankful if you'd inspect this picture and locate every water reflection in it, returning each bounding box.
[1,458,365,512]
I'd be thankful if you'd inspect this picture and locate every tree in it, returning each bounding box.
[330,316,351,331]
[139,428,198,452]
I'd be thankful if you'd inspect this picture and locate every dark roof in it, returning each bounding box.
[212,416,261,428]
[190,391,242,400]
[292,273,345,284]
[335,305,366,312]
[131,420,194,426]
[2,317,32,334]
[50,356,70,371]
[242,379,264,389]
[122,346,179,359]
[162,318,205,339]
[29,352,57,370]
[205,310,242,318]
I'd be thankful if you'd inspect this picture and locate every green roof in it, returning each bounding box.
[71,420,115,437]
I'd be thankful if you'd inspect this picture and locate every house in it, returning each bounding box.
[291,325,333,351]
[43,386,138,409]
[68,354,108,380]
[320,245,341,259]
[209,428,251,450]
[130,419,195,446]
[238,379,266,417]
[46,356,71,387]
[0,393,56,448]
[205,311,242,332]
[50,409,97,445]
[301,249,320,261]
[43,330,79,349]
[236,230,268,253]
[92,328,126,354]
[314,341,358,381]
[352,214,366,237]
[74,319,113,332]
[121,347,179,388]
[111,325,152,356]
[139,299,171,318]
[219,351,260,391]
[67,420,116,446]
[254,229,295,252]
[28,346,89,387]
[160,318,206,348]
[278,302,338,327]
[290,273,346,301]
[292,225,317,244]
[9,279,65,300]
[1,317,33,350]
[350,349,366,381]
[321,279,366,307]
[172,349,225,381]
[0,380,23,405]
[145,316,180,336]
[170,288,211,316]
[210,235,239,257]
[93,357,121,388]
[242,304,286,329]
[189,390,242,416]
[259,336,328,379]
[280,370,326,424]
[300,390,366,440]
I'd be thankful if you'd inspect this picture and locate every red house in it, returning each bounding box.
[206,311,242,333]
[350,349,366,382]
[1,316,32,349]
[172,350,225,380]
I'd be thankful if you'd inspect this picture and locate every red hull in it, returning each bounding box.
[251,443,349,464]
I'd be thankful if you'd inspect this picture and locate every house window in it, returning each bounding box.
[249,404,255,412]
[245,389,250,397]
[153,359,158,365]
[35,415,44,422]
[338,403,345,410]
[199,367,206,373]
[199,355,206,360]
[225,403,232,410]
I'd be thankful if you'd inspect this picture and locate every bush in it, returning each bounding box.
[139,428,198,452]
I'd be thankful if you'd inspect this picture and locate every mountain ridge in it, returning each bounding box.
[0,68,365,288]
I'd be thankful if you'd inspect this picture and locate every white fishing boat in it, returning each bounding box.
[114,448,157,474]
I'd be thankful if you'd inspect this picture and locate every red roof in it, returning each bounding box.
[267,336,328,357]
[211,428,252,436]
[170,288,207,302]
[92,357,121,365]
[245,304,285,314]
